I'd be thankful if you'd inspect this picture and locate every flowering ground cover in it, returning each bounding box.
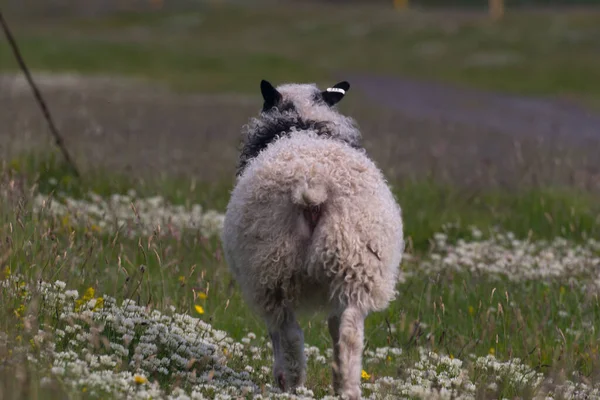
[2,4,600,398]
[1,164,600,399]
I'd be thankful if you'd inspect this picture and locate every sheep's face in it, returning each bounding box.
[260,80,350,125]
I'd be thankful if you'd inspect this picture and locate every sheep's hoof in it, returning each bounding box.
[340,389,361,400]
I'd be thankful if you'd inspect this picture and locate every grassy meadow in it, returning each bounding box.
[1,3,600,102]
[1,2,600,399]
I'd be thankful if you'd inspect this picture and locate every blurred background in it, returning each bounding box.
[4,0,600,15]
[1,0,599,197]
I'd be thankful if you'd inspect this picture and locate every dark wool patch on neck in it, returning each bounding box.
[236,113,362,177]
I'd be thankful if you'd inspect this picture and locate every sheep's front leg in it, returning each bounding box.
[337,305,366,400]
[268,309,306,392]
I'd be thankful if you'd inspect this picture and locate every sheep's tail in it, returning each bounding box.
[291,181,328,234]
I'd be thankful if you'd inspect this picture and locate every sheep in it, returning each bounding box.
[221,79,404,399]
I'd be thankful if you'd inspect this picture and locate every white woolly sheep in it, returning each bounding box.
[221,79,404,399]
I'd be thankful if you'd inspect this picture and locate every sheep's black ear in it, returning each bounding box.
[261,79,282,111]
[322,81,350,106]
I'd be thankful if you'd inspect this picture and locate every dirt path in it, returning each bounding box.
[346,73,600,143]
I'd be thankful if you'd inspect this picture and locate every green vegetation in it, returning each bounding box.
[1,3,600,398]
[1,156,600,398]
[10,154,600,253]
[1,4,600,105]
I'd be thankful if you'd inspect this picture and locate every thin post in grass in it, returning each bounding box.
[489,0,505,20]
[393,0,409,10]
[0,9,81,178]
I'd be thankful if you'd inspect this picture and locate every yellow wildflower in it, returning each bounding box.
[133,375,147,384]
[194,305,205,315]
[361,370,371,380]
[468,306,475,316]
[93,297,104,311]
[178,276,186,284]
[90,224,101,233]
[82,387,87,393]
[14,304,25,318]
[61,215,71,228]
[197,292,208,300]
[84,287,95,299]
[75,287,96,312]
[489,347,495,355]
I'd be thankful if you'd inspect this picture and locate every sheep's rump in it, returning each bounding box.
[222,132,404,318]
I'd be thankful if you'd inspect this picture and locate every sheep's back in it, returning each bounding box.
[222,132,404,315]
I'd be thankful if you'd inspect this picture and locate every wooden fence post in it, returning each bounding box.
[394,0,409,10]
[489,0,505,20]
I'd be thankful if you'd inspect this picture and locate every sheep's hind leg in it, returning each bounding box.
[269,330,286,391]
[327,313,342,395]
[337,305,366,400]
[267,309,306,392]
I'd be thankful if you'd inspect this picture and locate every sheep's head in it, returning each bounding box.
[261,79,350,115]
[236,79,362,177]
[256,79,360,143]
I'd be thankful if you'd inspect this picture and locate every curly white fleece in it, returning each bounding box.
[221,82,404,399]
[225,132,403,315]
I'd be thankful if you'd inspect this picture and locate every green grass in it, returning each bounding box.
[2,4,600,104]
[8,152,234,212]
[2,154,600,397]
[1,4,600,397]
[10,152,600,252]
